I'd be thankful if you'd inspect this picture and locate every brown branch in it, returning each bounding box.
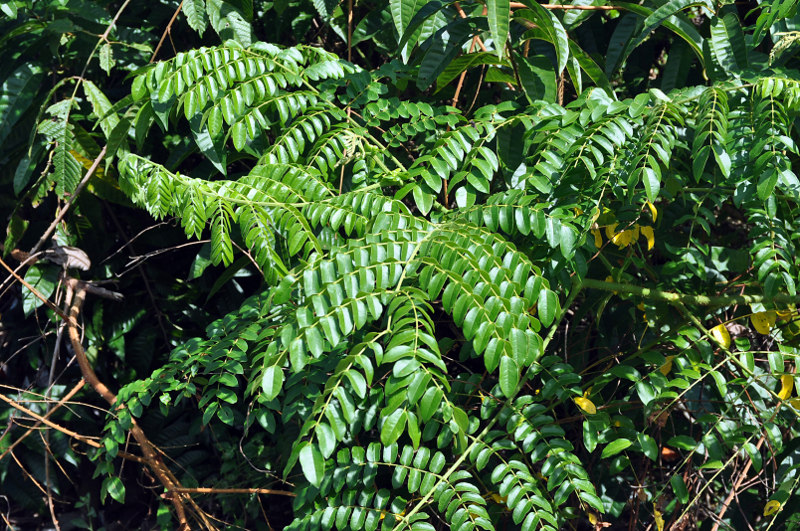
[151,1,184,63]
[0,257,70,321]
[170,487,297,497]
[0,392,104,452]
[710,435,767,530]
[64,279,194,529]
[0,380,86,459]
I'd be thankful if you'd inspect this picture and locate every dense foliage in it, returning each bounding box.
[5,0,800,529]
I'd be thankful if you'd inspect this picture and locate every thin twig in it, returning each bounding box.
[0,380,86,461]
[170,487,296,496]
[151,1,184,63]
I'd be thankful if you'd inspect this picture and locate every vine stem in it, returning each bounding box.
[582,277,800,306]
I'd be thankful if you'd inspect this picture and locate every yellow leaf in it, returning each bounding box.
[751,311,777,335]
[709,323,732,347]
[646,201,658,222]
[789,398,800,409]
[777,308,796,321]
[710,324,731,349]
[574,396,597,415]
[640,226,655,250]
[611,229,635,249]
[764,500,782,516]
[654,506,665,531]
[659,356,675,376]
[489,492,507,504]
[778,374,794,401]
[588,513,598,525]
[591,229,602,249]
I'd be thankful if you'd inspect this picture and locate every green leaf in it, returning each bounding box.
[101,476,126,504]
[436,52,508,90]
[207,0,253,46]
[299,443,325,487]
[616,2,705,68]
[487,0,510,59]
[391,0,427,59]
[670,474,689,503]
[517,55,557,103]
[630,0,710,52]
[642,166,660,202]
[515,4,569,73]
[381,408,407,445]
[261,366,284,400]
[709,13,748,74]
[538,288,558,328]
[638,433,658,461]
[499,355,519,397]
[758,169,778,200]
[99,43,115,74]
[0,64,42,146]
[567,40,614,95]
[601,438,632,458]
[22,264,59,316]
[183,0,208,34]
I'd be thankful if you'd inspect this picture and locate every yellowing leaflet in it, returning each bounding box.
[710,324,731,349]
[778,374,794,400]
[640,226,655,250]
[574,396,597,415]
[764,500,781,516]
[659,356,675,376]
[646,201,658,222]
[751,311,777,335]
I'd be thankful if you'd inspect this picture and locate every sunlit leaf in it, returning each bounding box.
[751,311,776,335]
[778,374,794,401]
[574,396,596,415]
[709,324,731,349]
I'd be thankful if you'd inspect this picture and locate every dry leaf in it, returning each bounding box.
[659,356,675,376]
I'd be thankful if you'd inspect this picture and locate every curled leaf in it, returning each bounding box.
[710,324,731,349]
[640,225,655,250]
[778,374,794,400]
[574,396,597,415]
[591,228,602,248]
[654,505,665,531]
[659,355,675,376]
[789,398,800,409]
[611,229,635,248]
[777,308,796,321]
[751,311,777,335]
[764,500,781,516]
[646,201,658,222]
